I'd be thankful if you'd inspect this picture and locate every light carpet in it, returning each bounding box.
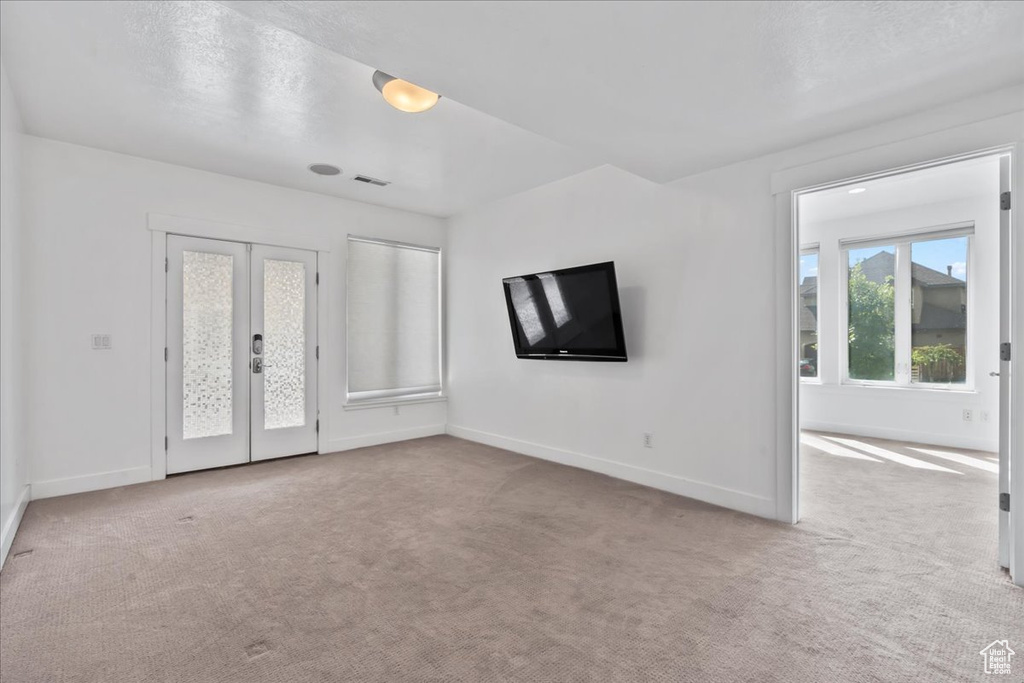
[1,434,1019,682]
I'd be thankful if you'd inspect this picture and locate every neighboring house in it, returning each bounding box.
[856,250,967,350]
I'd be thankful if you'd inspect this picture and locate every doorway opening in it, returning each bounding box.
[793,151,1011,573]
[166,235,319,474]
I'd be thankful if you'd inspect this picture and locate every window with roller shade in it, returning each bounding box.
[346,237,442,402]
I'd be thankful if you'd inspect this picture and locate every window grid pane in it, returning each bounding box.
[799,251,819,379]
[847,245,896,381]
[910,237,967,384]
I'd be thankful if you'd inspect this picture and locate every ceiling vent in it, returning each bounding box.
[353,174,390,187]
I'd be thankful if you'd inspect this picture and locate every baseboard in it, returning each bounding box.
[801,420,998,453]
[31,466,152,500]
[323,424,447,454]
[446,425,776,519]
[1,483,31,569]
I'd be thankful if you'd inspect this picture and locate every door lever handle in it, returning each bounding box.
[989,371,1000,377]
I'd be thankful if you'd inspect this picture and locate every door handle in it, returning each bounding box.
[989,371,1000,377]
[252,359,274,373]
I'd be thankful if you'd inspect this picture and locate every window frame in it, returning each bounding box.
[344,235,445,408]
[840,222,974,391]
[798,244,821,384]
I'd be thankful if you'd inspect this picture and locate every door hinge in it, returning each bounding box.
[316,271,319,286]
[1000,191,1011,211]
[1000,492,1010,512]
[1001,342,1011,362]
[315,418,319,434]
[164,347,168,362]
[164,436,168,451]
[165,257,169,272]
[315,345,319,360]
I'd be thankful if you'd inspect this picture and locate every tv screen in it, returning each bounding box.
[502,261,627,361]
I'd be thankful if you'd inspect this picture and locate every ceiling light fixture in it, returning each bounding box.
[848,187,867,194]
[372,70,440,113]
[308,163,341,176]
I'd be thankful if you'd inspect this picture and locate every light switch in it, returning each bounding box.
[91,334,112,350]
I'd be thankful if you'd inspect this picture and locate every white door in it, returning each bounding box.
[167,236,318,474]
[250,244,318,461]
[998,154,1011,569]
[167,236,251,473]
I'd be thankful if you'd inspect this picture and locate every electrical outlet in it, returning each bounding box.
[643,433,654,448]
[980,411,990,423]
[962,409,972,422]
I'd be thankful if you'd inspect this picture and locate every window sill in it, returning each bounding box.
[836,382,977,395]
[343,395,448,411]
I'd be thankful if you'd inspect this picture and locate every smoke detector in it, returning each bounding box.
[308,163,342,176]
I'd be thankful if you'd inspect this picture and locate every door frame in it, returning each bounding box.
[771,111,1024,587]
[148,213,331,481]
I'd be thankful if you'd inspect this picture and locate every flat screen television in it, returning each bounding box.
[502,261,627,361]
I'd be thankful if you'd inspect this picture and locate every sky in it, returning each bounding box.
[911,236,967,281]
[800,236,968,285]
[799,253,818,284]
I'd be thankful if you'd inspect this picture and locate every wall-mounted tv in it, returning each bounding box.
[502,261,627,362]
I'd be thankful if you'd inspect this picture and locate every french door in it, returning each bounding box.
[166,235,318,474]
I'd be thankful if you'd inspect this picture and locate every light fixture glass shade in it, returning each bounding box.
[372,70,440,113]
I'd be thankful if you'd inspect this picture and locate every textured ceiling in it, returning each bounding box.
[222,1,1024,183]
[0,1,597,217]
[1,1,1022,217]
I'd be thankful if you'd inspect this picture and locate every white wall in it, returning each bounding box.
[447,164,780,517]
[800,190,1000,451]
[22,137,447,498]
[446,86,1023,520]
[0,60,30,566]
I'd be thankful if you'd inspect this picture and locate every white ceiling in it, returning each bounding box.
[0,1,597,217]
[1,1,1022,217]
[799,155,1000,225]
[222,0,1024,182]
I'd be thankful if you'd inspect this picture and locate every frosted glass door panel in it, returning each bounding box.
[182,251,235,439]
[263,259,306,430]
[250,245,318,461]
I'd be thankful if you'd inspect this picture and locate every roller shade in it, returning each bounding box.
[347,237,441,401]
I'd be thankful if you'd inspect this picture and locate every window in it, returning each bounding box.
[846,244,896,381]
[842,227,971,388]
[910,236,967,385]
[798,249,819,379]
[347,237,441,402]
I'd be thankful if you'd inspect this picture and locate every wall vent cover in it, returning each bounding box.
[353,174,390,187]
